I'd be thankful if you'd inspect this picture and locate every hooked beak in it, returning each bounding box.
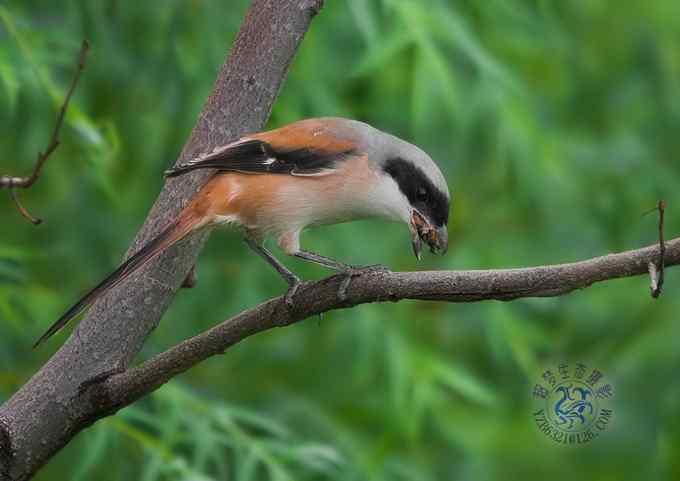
[409,210,448,260]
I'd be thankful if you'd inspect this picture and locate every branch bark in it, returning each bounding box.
[0,1,324,479]
[93,237,679,410]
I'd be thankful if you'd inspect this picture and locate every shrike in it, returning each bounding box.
[34,117,450,347]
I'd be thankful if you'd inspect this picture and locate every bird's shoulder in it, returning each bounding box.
[165,118,362,178]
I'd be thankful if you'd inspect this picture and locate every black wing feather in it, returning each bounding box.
[164,139,352,178]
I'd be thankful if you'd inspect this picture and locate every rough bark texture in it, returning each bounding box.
[0,1,324,479]
[92,237,678,409]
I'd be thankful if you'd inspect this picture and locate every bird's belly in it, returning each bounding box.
[209,163,378,235]
[273,182,374,229]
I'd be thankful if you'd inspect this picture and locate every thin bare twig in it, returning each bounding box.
[650,200,666,298]
[8,189,41,225]
[1,39,90,224]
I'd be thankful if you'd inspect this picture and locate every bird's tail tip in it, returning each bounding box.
[32,215,198,348]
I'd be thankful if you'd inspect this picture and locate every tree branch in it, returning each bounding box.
[0,2,324,479]
[1,40,89,225]
[86,237,678,410]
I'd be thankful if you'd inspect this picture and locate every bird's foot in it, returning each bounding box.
[284,278,302,310]
[337,264,390,302]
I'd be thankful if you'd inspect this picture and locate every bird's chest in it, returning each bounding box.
[214,156,380,233]
[269,175,375,228]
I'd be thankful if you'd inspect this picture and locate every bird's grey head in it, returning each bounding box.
[382,136,451,259]
[329,117,451,258]
[371,128,451,259]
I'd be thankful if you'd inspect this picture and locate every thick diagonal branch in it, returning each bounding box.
[93,237,680,410]
[0,2,324,480]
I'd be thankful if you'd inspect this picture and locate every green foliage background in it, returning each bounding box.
[2,1,680,479]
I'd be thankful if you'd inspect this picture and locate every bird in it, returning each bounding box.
[33,117,450,348]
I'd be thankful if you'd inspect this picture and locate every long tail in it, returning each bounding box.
[33,212,203,348]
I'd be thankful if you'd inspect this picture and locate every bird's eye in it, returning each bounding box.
[416,187,428,201]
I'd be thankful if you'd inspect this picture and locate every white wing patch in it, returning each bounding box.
[290,168,336,177]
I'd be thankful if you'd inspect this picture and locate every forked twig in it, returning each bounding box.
[1,39,90,224]
[648,199,666,298]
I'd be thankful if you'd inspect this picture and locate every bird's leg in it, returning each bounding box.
[293,250,389,301]
[244,237,301,308]
[294,250,389,273]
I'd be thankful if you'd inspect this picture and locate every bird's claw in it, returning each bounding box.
[337,264,390,302]
[284,279,301,310]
